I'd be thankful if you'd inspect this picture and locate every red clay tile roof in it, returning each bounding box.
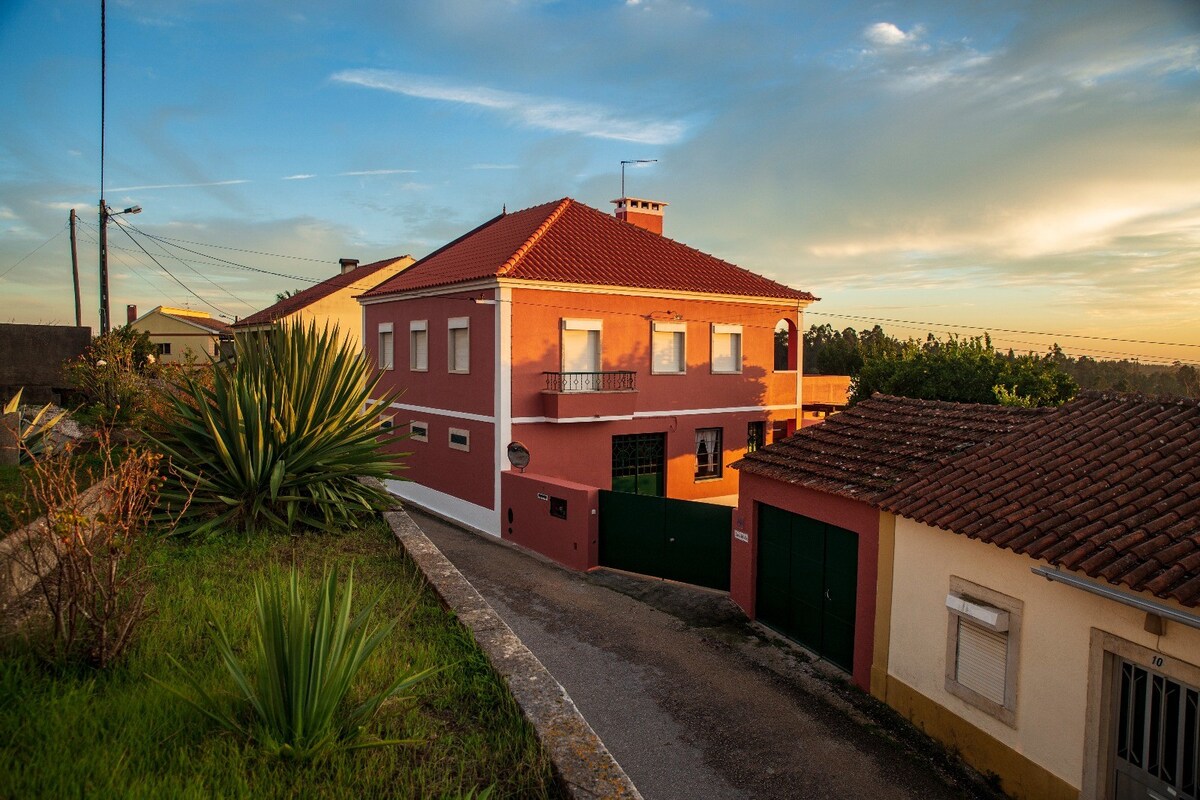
[881,392,1200,607]
[232,256,410,328]
[159,312,233,335]
[733,394,1044,502]
[362,198,814,301]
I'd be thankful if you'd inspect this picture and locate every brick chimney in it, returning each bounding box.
[611,197,668,235]
[126,304,138,324]
[339,258,359,274]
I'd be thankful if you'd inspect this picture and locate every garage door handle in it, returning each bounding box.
[825,589,832,601]
[669,537,676,543]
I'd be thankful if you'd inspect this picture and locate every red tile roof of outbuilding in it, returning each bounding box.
[881,392,1200,607]
[232,256,410,328]
[362,198,814,301]
[733,394,1043,502]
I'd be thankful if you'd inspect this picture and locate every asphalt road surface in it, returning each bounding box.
[408,508,1004,800]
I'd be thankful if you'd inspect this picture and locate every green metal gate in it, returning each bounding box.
[598,491,732,591]
[755,504,858,672]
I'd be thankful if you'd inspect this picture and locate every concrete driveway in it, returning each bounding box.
[408,508,1004,800]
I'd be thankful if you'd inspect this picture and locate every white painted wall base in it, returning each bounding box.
[384,479,499,537]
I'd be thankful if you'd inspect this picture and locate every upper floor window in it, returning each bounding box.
[562,318,602,391]
[377,323,394,370]
[695,427,723,479]
[448,317,470,373]
[711,324,742,374]
[409,320,428,372]
[651,321,686,374]
[156,342,172,356]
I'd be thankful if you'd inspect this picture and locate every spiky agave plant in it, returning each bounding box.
[155,564,436,761]
[153,321,405,536]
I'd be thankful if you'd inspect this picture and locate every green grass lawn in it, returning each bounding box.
[0,521,562,799]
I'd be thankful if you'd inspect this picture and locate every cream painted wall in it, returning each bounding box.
[130,311,220,363]
[889,515,1200,791]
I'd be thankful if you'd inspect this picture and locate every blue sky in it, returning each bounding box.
[1,1,1198,363]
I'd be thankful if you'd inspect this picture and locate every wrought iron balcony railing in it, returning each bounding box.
[543,370,637,393]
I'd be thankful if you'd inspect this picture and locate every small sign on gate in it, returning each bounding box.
[734,530,749,543]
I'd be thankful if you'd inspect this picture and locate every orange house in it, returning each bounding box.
[360,197,814,553]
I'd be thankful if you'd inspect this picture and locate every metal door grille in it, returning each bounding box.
[1115,659,1200,798]
[612,433,665,496]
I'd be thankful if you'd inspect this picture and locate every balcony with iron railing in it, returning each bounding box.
[540,371,639,422]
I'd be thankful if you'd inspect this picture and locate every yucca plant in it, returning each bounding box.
[152,321,405,536]
[155,564,436,761]
[3,388,68,463]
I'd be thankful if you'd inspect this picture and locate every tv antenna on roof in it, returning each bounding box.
[620,159,657,200]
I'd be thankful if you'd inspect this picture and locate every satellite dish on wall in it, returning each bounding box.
[506,441,531,472]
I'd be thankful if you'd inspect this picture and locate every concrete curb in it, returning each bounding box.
[380,503,642,800]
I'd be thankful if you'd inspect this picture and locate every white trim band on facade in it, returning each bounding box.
[510,403,799,425]
[366,398,496,425]
[1031,567,1200,630]
[382,479,498,537]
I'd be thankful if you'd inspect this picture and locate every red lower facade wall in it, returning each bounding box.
[511,410,795,502]
[383,412,496,511]
[500,471,599,571]
[731,472,880,692]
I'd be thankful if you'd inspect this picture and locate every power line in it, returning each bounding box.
[0,224,70,280]
[139,232,332,263]
[125,224,258,312]
[809,311,1200,350]
[111,218,229,316]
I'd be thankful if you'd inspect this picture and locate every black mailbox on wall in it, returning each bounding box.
[549,497,568,520]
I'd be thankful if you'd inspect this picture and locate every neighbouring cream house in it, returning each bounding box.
[127,305,232,363]
[731,391,1199,800]
[231,255,413,350]
[879,392,1200,800]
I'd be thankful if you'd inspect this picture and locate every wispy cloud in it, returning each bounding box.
[282,174,316,181]
[110,179,250,192]
[0,207,16,219]
[330,69,688,145]
[471,163,518,170]
[337,169,416,176]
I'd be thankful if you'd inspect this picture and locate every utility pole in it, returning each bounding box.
[69,209,81,327]
[99,0,109,334]
[99,200,110,333]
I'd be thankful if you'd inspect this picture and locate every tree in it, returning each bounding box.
[275,288,304,303]
[851,334,1077,407]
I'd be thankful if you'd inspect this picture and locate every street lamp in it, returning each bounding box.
[97,201,141,334]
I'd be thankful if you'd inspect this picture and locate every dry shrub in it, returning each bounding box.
[4,440,174,668]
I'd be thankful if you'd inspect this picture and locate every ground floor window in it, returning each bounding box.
[747,421,766,453]
[944,578,1022,726]
[1114,658,1200,798]
[695,427,722,480]
[612,433,665,496]
[156,342,171,356]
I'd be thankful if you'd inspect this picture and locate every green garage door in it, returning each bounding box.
[755,504,858,673]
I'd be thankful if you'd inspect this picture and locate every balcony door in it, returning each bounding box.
[562,319,601,392]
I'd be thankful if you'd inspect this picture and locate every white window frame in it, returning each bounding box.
[944,577,1022,727]
[448,317,470,374]
[651,321,686,375]
[377,323,394,370]
[409,320,428,372]
[409,420,428,443]
[694,427,723,480]
[448,427,470,452]
[711,323,742,374]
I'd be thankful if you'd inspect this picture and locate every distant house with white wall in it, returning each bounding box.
[231,255,413,350]
[127,305,232,363]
